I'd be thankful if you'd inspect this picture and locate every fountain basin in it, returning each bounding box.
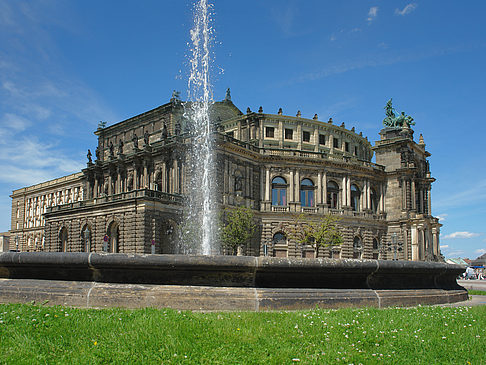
[0,252,467,310]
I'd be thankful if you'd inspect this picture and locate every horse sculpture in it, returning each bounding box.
[383,99,415,128]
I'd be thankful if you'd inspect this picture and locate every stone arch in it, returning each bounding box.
[80,223,93,252]
[327,180,340,209]
[154,169,162,191]
[271,176,288,206]
[106,217,121,253]
[59,226,68,252]
[350,184,361,211]
[353,235,363,259]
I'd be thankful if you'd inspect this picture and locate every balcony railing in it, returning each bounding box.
[220,134,384,171]
[271,206,289,212]
[46,189,183,213]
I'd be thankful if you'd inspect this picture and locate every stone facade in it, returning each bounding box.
[9,95,442,261]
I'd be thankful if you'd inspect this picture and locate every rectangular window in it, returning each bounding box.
[319,134,326,145]
[265,127,275,138]
[227,131,234,138]
[354,146,358,156]
[285,128,293,140]
[345,142,350,152]
[302,131,310,142]
[333,137,339,148]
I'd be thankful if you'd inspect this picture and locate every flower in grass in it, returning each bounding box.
[93,341,97,346]
[292,359,300,362]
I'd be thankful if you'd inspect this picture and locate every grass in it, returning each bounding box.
[0,303,484,364]
[468,290,486,296]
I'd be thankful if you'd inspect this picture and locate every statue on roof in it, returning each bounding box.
[383,99,415,128]
[171,90,181,103]
[87,149,92,164]
[224,88,231,101]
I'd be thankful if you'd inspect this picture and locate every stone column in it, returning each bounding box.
[341,176,346,207]
[432,227,439,256]
[260,167,265,203]
[174,159,179,193]
[411,180,416,211]
[133,167,138,190]
[419,187,424,214]
[93,179,98,198]
[346,176,351,208]
[295,170,300,204]
[289,170,294,202]
[161,162,167,192]
[322,172,327,205]
[366,180,371,210]
[427,188,432,216]
[317,172,322,204]
[411,225,418,261]
[265,168,270,201]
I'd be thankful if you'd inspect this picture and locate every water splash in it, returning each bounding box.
[183,0,217,255]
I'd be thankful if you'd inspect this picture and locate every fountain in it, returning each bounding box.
[0,0,468,310]
[183,0,217,255]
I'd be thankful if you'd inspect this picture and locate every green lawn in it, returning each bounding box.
[0,303,484,364]
[468,290,486,296]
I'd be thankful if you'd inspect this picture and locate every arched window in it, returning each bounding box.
[81,225,92,252]
[59,227,68,252]
[300,178,315,207]
[351,184,360,211]
[234,170,243,195]
[272,232,287,245]
[353,236,362,259]
[272,232,288,257]
[370,188,378,213]
[272,177,287,206]
[154,171,162,191]
[372,238,379,259]
[327,181,339,209]
[107,222,120,253]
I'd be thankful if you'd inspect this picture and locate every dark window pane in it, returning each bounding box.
[265,127,274,138]
[285,128,293,139]
[319,134,326,145]
[333,137,339,148]
[303,131,310,142]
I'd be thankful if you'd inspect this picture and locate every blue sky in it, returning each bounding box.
[0,0,485,259]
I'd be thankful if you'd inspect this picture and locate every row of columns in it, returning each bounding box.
[402,178,432,215]
[89,159,183,199]
[410,224,440,261]
[262,167,384,211]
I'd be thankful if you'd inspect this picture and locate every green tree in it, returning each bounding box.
[289,213,343,258]
[220,206,256,255]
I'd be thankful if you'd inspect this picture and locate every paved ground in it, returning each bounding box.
[437,280,486,307]
[457,279,486,291]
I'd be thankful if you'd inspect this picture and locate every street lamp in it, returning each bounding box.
[387,233,403,260]
[83,227,90,252]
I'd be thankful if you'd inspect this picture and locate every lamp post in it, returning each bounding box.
[83,227,90,252]
[387,233,403,260]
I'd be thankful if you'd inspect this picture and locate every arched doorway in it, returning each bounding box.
[107,221,120,253]
[81,224,92,252]
[59,227,68,252]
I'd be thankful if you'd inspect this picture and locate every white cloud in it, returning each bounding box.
[367,7,378,22]
[447,250,465,257]
[442,231,481,239]
[440,245,449,249]
[475,248,486,256]
[395,3,417,16]
[436,213,448,222]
